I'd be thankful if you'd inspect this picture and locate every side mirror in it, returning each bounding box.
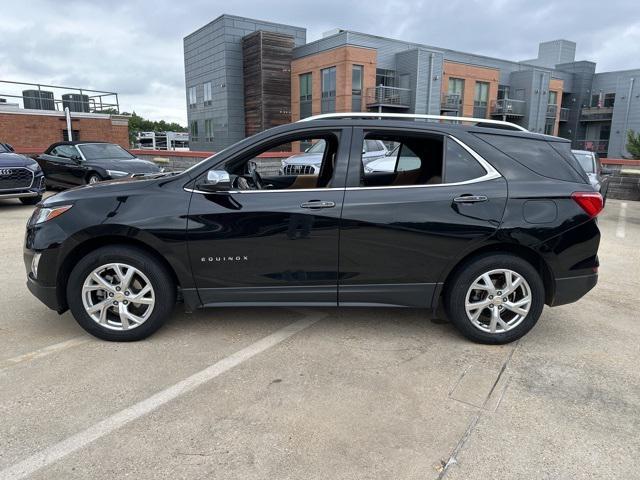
[72,155,82,163]
[199,170,231,192]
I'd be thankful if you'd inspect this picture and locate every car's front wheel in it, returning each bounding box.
[67,246,176,341]
[444,254,544,344]
[87,173,102,184]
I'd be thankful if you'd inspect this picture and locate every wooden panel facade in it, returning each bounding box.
[242,31,294,137]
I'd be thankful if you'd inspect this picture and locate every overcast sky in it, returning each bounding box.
[1,0,638,125]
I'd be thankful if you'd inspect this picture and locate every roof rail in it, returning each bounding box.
[298,112,528,132]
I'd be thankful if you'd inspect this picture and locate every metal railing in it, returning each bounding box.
[491,98,526,117]
[366,86,411,108]
[441,94,461,111]
[546,104,557,118]
[580,106,613,122]
[574,139,609,154]
[0,79,119,113]
[559,108,570,122]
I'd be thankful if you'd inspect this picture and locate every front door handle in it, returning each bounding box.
[453,195,488,204]
[300,200,336,209]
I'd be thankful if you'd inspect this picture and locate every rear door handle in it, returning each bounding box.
[300,200,336,209]
[453,195,488,204]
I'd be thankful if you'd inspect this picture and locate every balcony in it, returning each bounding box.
[546,104,557,118]
[491,98,526,117]
[580,106,613,122]
[366,86,411,109]
[574,139,609,155]
[441,94,461,113]
[559,108,570,122]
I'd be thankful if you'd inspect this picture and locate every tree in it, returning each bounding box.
[627,130,640,159]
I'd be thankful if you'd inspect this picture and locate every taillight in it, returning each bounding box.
[571,192,603,217]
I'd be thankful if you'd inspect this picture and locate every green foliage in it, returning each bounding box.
[627,130,640,159]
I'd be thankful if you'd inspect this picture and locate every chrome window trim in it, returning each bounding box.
[185,135,500,195]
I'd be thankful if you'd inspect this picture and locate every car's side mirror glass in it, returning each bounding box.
[72,155,82,162]
[199,170,231,192]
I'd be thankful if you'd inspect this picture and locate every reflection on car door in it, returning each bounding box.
[41,146,84,186]
[186,127,352,306]
[338,128,508,308]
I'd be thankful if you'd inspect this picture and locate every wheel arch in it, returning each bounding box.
[439,243,555,306]
[55,234,182,312]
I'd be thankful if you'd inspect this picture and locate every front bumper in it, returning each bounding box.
[0,174,46,199]
[550,273,598,306]
[26,273,62,311]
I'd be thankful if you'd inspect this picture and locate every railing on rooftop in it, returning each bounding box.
[490,98,526,117]
[574,139,609,154]
[0,79,119,114]
[366,86,411,109]
[441,93,461,112]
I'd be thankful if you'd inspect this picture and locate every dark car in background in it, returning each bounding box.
[24,113,602,344]
[0,142,46,205]
[572,149,611,201]
[36,141,161,188]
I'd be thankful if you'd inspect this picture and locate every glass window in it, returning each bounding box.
[448,78,465,96]
[375,68,396,87]
[603,93,615,108]
[204,119,214,142]
[573,152,595,173]
[548,91,558,105]
[51,145,78,158]
[497,84,509,100]
[321,67,336,113]
[78,143,134,160]
[188,86,197,107]
[360,133,444,187]
[214,133,341,190]
[444,139,486,183]
[474,81,490,118]
[299,73,312,119]
[352,65,363,112]
[203,82,212,106]
[190,120,199,142]
[591,94,600,107]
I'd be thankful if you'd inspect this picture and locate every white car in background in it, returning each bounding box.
[281,139,388,175]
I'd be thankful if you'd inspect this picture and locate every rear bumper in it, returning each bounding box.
[550,273,598,306]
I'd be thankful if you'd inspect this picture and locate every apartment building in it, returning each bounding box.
[184,15,640,158]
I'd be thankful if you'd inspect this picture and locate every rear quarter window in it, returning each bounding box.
[475,134,587,183]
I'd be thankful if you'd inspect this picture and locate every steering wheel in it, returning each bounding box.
[248,162,264,190]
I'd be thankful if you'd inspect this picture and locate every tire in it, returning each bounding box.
[20,195,42,205]
[444,254,545,344]
[87,173,102,185]
[67,245,176,341]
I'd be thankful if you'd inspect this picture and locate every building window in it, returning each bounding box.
[321,66,336,113]
[190,120,199,142]
[188,86,197,108]
[203,82,212,106]
[473,81,490,118]
[548,91,558,105]
[375,68,396,87]
[204,119,214,142]
[604,93,615,108]
[352,65,363,112]
[299,73,312,119]
[447,77,465,107]
[497,84,510,100]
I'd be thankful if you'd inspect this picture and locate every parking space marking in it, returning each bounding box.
[616,202,627,238]
[0,312,324,480]
[0,337,90,372]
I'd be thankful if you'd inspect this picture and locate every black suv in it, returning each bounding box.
[24,114,602,344]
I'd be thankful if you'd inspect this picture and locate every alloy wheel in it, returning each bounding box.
[464,268,532,334]
[81,263,155,331]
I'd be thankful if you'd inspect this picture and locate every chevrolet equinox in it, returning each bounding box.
[24,114,603,344]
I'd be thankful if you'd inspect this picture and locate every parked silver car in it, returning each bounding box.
[281,139,388,175]
[571,149,611,200]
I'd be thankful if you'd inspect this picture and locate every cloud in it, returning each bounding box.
[1,0,638,124]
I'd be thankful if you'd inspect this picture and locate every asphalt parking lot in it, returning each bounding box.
[0,195,638,480]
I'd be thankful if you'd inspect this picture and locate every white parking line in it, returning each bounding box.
[616,202,628,239]
[0,337,90,371]
[0,312,323,480]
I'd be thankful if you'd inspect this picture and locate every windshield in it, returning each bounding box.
[0,144,9,153]
[573,152,595,173]
[78,143,135,160]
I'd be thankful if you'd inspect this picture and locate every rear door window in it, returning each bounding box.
[444,139,487,183]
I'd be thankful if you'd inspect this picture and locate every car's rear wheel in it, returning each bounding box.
[20,195,42,205]
[444,254,544,344]
[67,246,175,341]
[87,173,102,184]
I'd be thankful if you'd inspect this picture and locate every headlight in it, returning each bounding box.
[106,170,129,178]
[30,205,73,225]
[364,165,373,173]
[281,160,287,168]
